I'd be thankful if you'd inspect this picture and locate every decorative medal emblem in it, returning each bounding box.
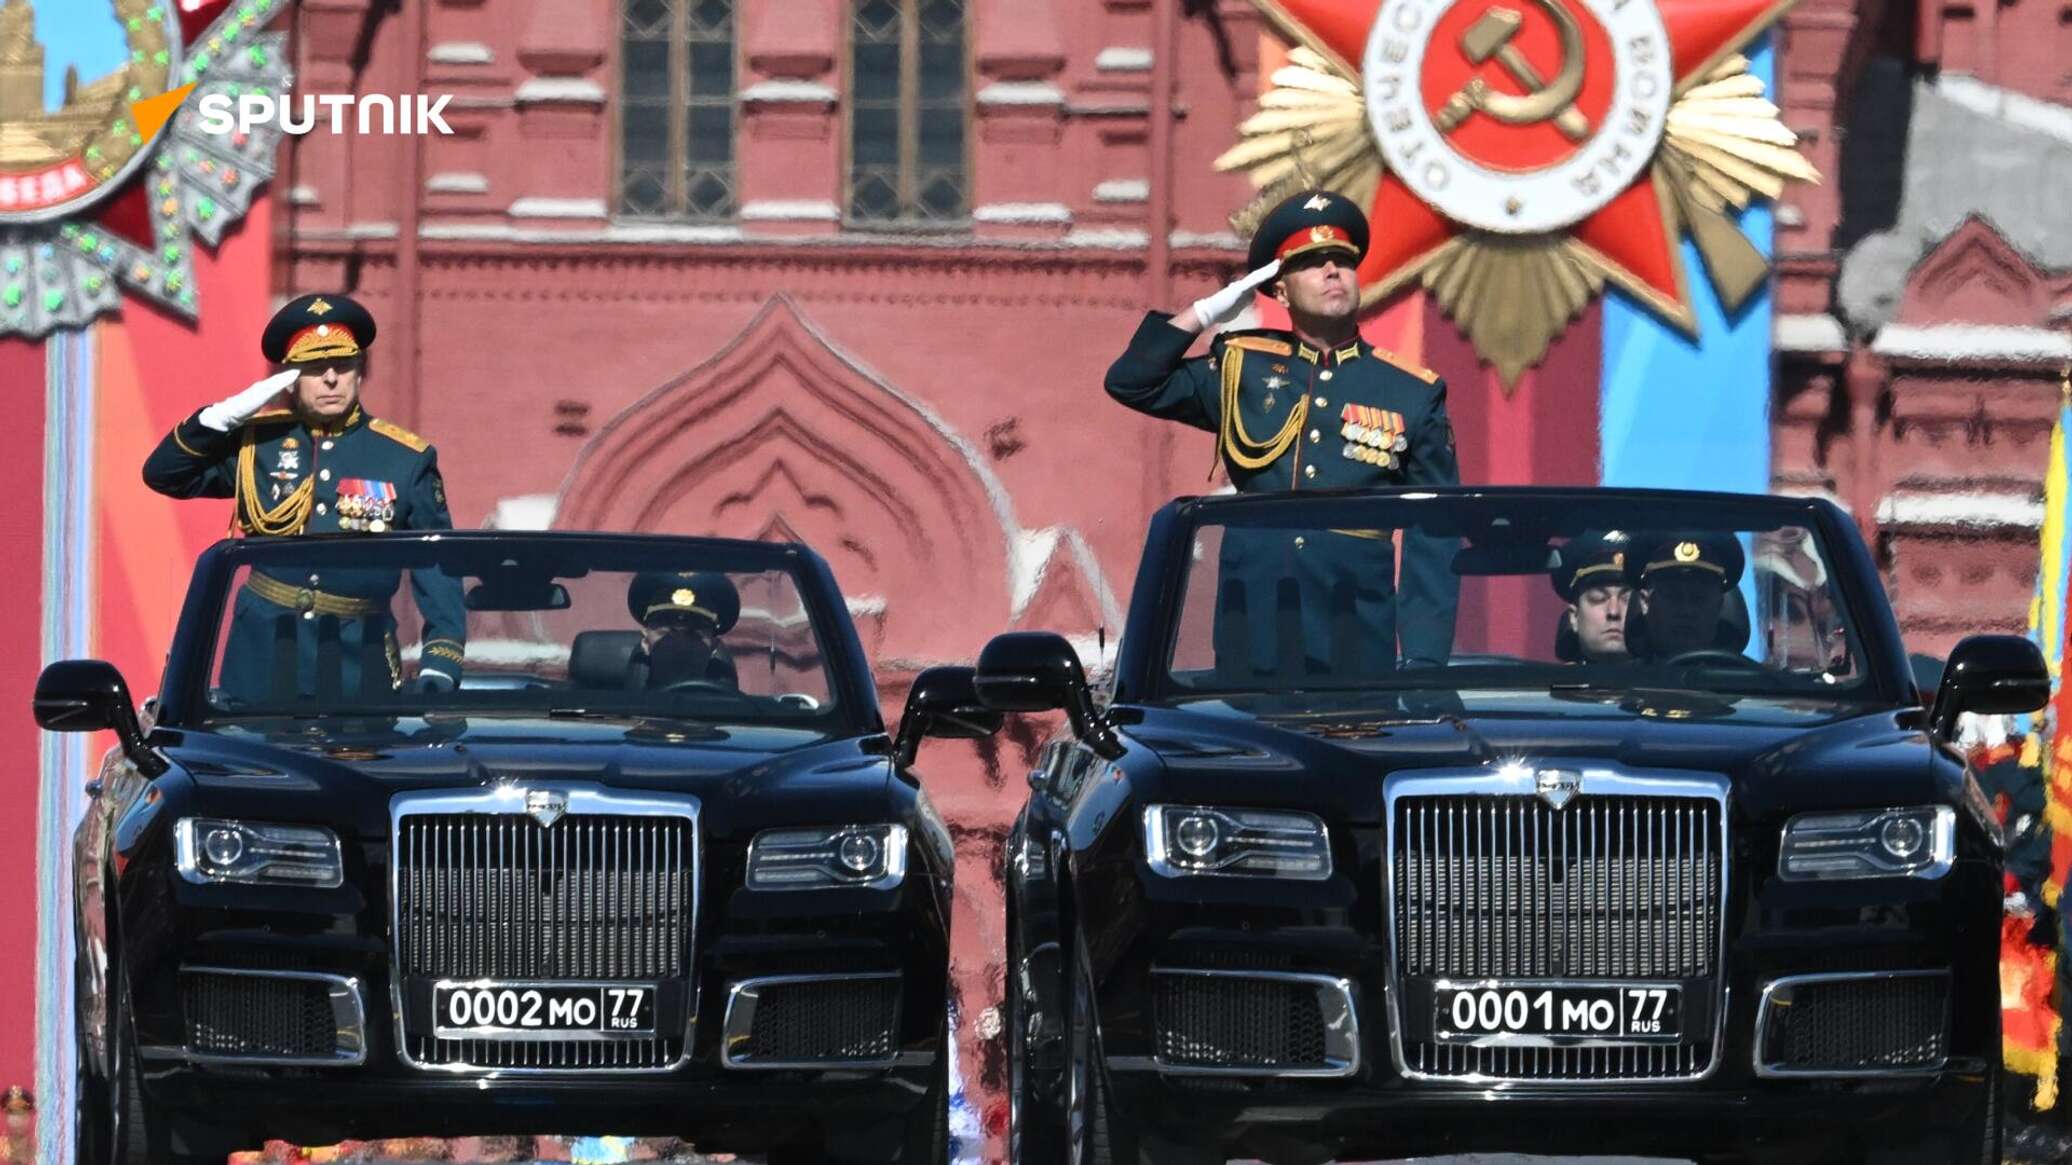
[0,0,295,338]
[1217,0,1818,383]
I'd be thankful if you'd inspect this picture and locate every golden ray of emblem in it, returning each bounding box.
[1217,0,1820,386]
[672,588,698,608]
[1675,541,1701,562]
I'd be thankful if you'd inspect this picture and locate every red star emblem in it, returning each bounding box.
[1249,0,1799,331]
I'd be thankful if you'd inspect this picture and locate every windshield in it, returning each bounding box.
[1161,494,1880,706]
[189,536,856,731]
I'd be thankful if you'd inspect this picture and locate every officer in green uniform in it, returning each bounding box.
[142,293,466,704]
[1104,189,1461,679]
[1623,532,1746,661]
[627,570,741,690]
[1550,530,1633,663]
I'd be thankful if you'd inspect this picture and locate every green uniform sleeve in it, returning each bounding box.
[1104,311,1222,433]
[141,410,238,499]
[405,447,467,685]
[1398,380,1463,669]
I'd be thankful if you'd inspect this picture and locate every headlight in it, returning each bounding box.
[1143,805,1331,879]
[747,824,908,890]
[174,818,344,888]
[1778,806,1955,881]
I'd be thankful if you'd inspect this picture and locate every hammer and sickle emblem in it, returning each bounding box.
[1434,0,1591,142]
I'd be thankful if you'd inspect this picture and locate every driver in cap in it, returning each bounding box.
[1626,533,1745,660]
[627,571,741,690]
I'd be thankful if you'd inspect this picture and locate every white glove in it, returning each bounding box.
[1188,260,1282,330]
[198,369,300,432]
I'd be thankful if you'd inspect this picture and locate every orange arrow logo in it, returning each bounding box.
[129,82,199,145]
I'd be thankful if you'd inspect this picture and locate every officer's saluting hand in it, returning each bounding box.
[1104,189,1462,677]
[143,293,467,701]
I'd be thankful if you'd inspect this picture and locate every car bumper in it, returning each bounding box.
[1091,853,2000,1162]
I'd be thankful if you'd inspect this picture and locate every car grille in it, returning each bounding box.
[180,969,359,1062]
[393,806,695,1070]
[1153,973,1330,1071]
[723,974,902,1067]
[1392,790,1724,1081]
[1759,973,1949,1074]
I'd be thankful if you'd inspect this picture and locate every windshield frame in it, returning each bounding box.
[156,530,883,737]
[1110,486,1916,710]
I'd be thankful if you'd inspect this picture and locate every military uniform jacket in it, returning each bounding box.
[142,405,467,698]
[1106,311,1461,671]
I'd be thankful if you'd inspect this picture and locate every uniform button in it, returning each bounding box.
[1308,429,1321,443]
[302,611,315,621]
[321,440,335,451]
[1319,370,1334,381]
[318,469,331,482]
[1293,536,1307,549]
[308,574,320,585]
[316,503,328,515]
[1303,464,1317,479]
[1314,395,1328,407]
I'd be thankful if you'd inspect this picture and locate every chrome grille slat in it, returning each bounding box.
[393,802,696,1072]
[1392,787,1725,1082]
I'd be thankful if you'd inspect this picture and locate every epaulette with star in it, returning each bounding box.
[369,417,431,453]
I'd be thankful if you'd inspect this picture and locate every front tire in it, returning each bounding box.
[1065,941,1129,1165]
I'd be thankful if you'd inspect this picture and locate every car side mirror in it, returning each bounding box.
[1929,634,2048,741]
[892,666,1004,769]
[33,659,168,777]
[975,632,1123,760]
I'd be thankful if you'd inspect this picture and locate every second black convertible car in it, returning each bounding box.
[38,532,1003,1165]
[984,487,2046,1165]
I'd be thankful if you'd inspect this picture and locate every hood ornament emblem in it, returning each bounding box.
[525,789,569,828]
[1535,768,1583,811]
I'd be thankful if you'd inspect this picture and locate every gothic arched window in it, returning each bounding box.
[618,0,737,219]
[847,0,967,224]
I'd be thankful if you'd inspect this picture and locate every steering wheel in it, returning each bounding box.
[659,679,760,708]
[1662,649,1763,670]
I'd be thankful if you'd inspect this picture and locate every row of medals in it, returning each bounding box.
[339,493,395,533]
[1341,413,1408,468]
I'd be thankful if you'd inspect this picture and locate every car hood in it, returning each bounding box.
[1123,692,1948,823]
[150,715,896,838]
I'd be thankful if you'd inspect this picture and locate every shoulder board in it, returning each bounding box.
[1372,347,1440,385]
[243,408,296,425]
[369,418,430,452]
[1221,335,1295,357]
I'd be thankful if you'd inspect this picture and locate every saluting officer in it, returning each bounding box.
[1550,530,1633,664]
[142,293,466,702]
[1105,189,1461,677]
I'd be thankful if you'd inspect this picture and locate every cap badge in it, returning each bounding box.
[1674,541,1701,563]
[1310,225,1334,243]
[1612,551,1625,570]
[307,297,332,316]
[314,324,330,337]
[1303,194,1331,211]
[672,587,697,607]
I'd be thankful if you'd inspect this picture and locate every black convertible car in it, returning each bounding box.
[37,532,1002,1165]
[983,487,2046,1165]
